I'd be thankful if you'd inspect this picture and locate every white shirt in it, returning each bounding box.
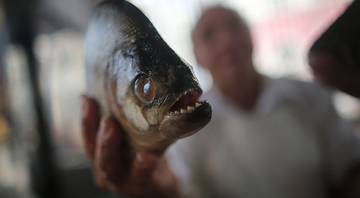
[167,77,360,198]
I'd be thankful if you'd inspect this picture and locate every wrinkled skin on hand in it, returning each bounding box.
[81,95,182,198]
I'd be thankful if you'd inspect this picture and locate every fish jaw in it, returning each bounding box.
[160,100,212,139]
[159,88,212,139]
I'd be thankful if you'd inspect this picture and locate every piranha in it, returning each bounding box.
[85,0,212,155]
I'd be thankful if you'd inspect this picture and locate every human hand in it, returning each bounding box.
[81,95,181,198]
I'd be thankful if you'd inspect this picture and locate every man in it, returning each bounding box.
[82,5,360,198]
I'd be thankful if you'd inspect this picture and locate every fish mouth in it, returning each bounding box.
[159,88,212,139]
[167,88,203,115]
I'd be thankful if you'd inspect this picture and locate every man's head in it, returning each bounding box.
[192,6,256,88]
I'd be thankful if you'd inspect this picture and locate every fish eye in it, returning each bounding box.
[134,76,156,103]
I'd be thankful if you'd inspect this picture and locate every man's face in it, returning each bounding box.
[192,7,254,85]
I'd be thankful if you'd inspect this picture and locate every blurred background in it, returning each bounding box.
[0,0,358,197]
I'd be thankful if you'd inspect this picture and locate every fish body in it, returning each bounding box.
[85,0,212,155]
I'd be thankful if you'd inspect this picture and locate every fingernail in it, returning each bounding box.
[99,117,112,139]
[136,152,145,164]
[81,95,89,115]
[100,117,109,130]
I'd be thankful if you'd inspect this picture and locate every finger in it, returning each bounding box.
[81,95,100,161]
[130,151,158,185]
[94,117,124,185]
[152,157,179,195]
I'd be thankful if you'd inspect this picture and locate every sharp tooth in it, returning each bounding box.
[180,109,187,113]
[195,103,201,107]
[184,91,188,95]
[175,111,179,114]
[187,106,195,111]
[169,111,174,115]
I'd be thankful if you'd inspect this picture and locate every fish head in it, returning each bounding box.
[85,0,212,152]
